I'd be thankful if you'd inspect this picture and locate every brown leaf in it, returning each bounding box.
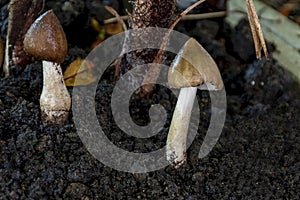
[5,0,44,69]
[105,23,123,35]
[64,59,97,86]
[91,18,102,32]
[90,18,123,49]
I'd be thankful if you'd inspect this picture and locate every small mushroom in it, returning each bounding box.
[167,38,223,167]
[23,10,70,125]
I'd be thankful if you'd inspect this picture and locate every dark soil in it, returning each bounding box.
[1,1,299,199]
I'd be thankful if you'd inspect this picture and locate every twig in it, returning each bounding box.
[103,11,226,25]
[104,6,127,80]
[181,11,226,20]
[104,6,127,31]
[104,16,128,24]
[170,0,206,30]
[245,0,269,59]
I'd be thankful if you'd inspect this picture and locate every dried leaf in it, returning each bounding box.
[105,23,123,35]
[91,18,102,32]
[64,59,97,86]
[3,0,44,76]
[90,18,123,48]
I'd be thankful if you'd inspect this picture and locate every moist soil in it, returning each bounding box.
[0,1,299,199]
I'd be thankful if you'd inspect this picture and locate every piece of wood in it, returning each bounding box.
[245,0,269,60]
[226,0,300,82]
[118,0,176,97]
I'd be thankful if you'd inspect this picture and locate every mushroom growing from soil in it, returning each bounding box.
[167,38,223,167]
[23,10,71,125]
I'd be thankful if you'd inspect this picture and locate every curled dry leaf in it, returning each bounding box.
[64,58,97,86]
[3,0,44,76]
[91,18,124,35]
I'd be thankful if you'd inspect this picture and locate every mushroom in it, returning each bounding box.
[167,38,223,167]
[23,10,71,125]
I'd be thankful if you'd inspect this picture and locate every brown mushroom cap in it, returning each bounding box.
[23,10,67,63]
[168,38,223,90]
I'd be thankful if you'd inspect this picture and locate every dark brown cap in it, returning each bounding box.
[23,10,67,63]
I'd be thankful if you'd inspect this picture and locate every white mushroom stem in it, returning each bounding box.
[3,36,10,76]
[166,87,197,166]
[40,61,71,125]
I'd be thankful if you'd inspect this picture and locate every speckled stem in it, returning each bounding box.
[40,61,71,125]
[166,87,197,167]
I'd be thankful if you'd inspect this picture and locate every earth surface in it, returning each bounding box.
[0,0,299,199]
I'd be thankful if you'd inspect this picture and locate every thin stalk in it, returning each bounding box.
[166,87,197,166]
[103,11,226,24]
